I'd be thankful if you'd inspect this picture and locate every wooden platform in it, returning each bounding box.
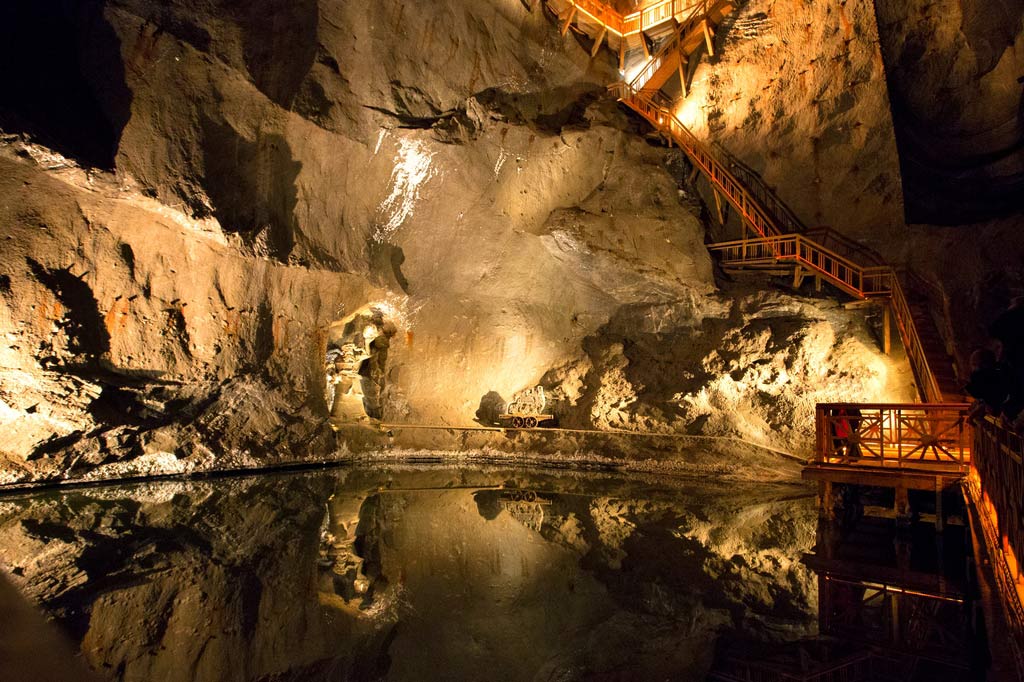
[803,461,965,491]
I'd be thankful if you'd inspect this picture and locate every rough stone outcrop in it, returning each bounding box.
[0,0,936,482]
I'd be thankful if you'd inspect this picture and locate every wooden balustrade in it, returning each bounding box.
[706,234,944,402]
[610,84,783,247]
[560,0,706,37]
[814,403,971,471]
[971,417,1024,616]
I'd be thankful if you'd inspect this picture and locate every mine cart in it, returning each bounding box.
[498,386,555,429]
[499,490,552,531]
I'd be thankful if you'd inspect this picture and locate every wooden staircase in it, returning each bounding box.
[629,0,736,95]
[533,0,961,404]
[608,82,961,403]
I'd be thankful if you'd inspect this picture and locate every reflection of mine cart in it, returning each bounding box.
[498,386,555,429]
[499,490,552,531]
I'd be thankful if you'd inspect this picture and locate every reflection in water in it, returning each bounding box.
[716,486,977,682]
[0,467,822,681]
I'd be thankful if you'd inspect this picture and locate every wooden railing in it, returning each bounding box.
[722,153,807,235]
[561,0,629,34]
[814,403,972,471]
[629,0,718,90]
[709,651,900,682]
[706,236,943,402]
[610,83,783,245]
[968,416,1024,675]
[610,82,946,401]
[705,235,891,297]
[562,0,706,37]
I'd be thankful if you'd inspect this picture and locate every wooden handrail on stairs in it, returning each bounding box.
[610,83,784,246]
[706,235,944,403]
[629,1,716,91]
[550,2,952,403]
[607,81,947,403]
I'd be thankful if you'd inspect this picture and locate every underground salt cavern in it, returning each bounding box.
[0,0,1023,679]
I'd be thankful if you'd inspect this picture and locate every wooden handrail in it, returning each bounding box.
[969,415,1024,674]
[707,235,944,402]
[610,83,784,248]
[629,1,713,91]
[561,0,701,37]
[563,0,627,35]
[814,402,972,470]
[559,1,948,403]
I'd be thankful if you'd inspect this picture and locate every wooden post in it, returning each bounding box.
[618,39,626,71]
[815,275,822,292]
[702,20,715,56]
[883,303,892,355]
[819,481,835,520]
[895,485,911,528]
[591,26,607,57]
[935,478,944,532]
[793,266,806,289]
[678,56,688,96]
[640,33,651,60]
[712,189,725,226]
[560,6,577,36]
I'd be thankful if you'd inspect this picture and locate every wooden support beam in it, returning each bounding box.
[687,165,700,185]
[819,481,835,520]
[793,266,806,289]
[678,59,688,96]
[895,485,911,528]
[883,303,892,355]
[702,20,715,56]
[640,34,651,60]
[560,6,577,36]
[591,26,607,58]
[935,477,944,532]
[712,188,725,226]
[815,275,822,292]
[618,39,626,71]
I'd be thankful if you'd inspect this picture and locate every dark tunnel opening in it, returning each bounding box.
[0,0,132,169]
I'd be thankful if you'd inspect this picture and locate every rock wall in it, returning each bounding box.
[0,0,922,482]
[678,0,907,247]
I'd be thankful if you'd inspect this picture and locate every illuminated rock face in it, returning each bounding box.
[0,0,996,482]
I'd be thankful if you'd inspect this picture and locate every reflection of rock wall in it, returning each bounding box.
[0,476,396,682]
[1,467,817,681]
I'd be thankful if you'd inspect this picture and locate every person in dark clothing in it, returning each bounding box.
[965,348,1012,417]
[990,297,1024,420]
[990,297,1024,367]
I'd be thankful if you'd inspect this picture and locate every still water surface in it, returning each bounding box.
[0,466,819,681]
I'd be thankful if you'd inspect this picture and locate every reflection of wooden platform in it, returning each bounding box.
[803,553,966,601]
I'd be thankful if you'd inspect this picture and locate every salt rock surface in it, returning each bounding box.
[0,0,930,482]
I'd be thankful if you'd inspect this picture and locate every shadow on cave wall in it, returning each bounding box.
[26,257,110,359]
[230,0,319,109]
[201,118,299,259]
[0,0,132,169]
[878,0,1024,224]
[889,97,1024,225]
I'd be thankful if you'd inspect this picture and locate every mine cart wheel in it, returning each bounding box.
[512,416,525,428]
[523,490,537,502]
[525,416,538,428]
